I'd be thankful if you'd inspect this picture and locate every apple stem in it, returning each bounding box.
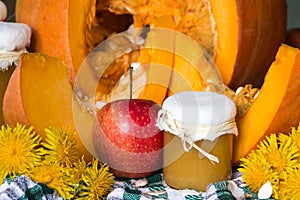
[130,66,133,99]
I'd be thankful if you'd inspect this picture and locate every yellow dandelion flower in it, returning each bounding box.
[27,162,75,199]
[278,168,300,200]
[69,156,87,184]
[78,159,114,200]
[257,134,299,175]
[239,152,280,196]
[0,124,41,183]
[41,127,81,167]
[288,124,300,160]
[240,132,300,199]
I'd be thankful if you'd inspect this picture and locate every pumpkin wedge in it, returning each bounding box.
[16,0,287,91]
[233,44,300,164]
[3,53,93,161]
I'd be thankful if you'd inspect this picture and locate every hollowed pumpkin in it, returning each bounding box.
[15,0,287,100]
[3,53,93,161]
[233,44,300,164]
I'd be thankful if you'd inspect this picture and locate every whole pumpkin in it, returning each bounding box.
[15,0,287,93]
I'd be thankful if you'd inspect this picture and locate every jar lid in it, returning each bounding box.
[158,91,238,142]
[0,22,31,51]
[0,22,31,70]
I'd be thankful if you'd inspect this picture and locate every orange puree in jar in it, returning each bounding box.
[157,91,237,192]
[163,134,233,191]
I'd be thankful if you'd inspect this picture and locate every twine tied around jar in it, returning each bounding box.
[0,49,27,69]
[157,109,238,164]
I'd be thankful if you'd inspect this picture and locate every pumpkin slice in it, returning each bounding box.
[233,44,300,164]
[3,53,93,161]
[16,0,286,95]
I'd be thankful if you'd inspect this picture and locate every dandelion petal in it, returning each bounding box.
[258,181,272,199]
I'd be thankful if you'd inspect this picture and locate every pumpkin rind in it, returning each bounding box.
[0,66,16,125]
[2,65,28,126]
[229,0,287,89]
[15,0,75,80]
[233,44,300,164]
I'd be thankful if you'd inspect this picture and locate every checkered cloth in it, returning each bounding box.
[107,173,272,200]
[0,175,62,200]
[0,173,272,200]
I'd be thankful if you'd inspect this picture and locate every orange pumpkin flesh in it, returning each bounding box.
[136,28,208,104]
[233,44,300,164]
[167,32,211,96]
[3,53,93,161]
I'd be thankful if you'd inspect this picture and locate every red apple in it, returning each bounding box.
[285,28,300,49]
[93,98,163,178]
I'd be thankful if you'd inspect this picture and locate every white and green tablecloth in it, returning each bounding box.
[0,175,62,200]
[107,172,268,200]
[0,172,271,200]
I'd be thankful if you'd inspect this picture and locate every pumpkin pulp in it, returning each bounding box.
[92,0,215,105]
[68,0,134,81]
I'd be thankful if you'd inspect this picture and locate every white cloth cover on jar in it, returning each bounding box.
[157,91,238,163]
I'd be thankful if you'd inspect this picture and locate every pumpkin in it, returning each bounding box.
[15,0,287,100]
[233,44,300,164]
[3,53,93,161]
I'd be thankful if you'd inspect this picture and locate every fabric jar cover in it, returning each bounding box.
[157,91,238,163]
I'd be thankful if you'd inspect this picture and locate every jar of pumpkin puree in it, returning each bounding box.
[157,91,237,192]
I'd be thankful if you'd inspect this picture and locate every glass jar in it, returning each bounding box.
[157,91,237,192]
